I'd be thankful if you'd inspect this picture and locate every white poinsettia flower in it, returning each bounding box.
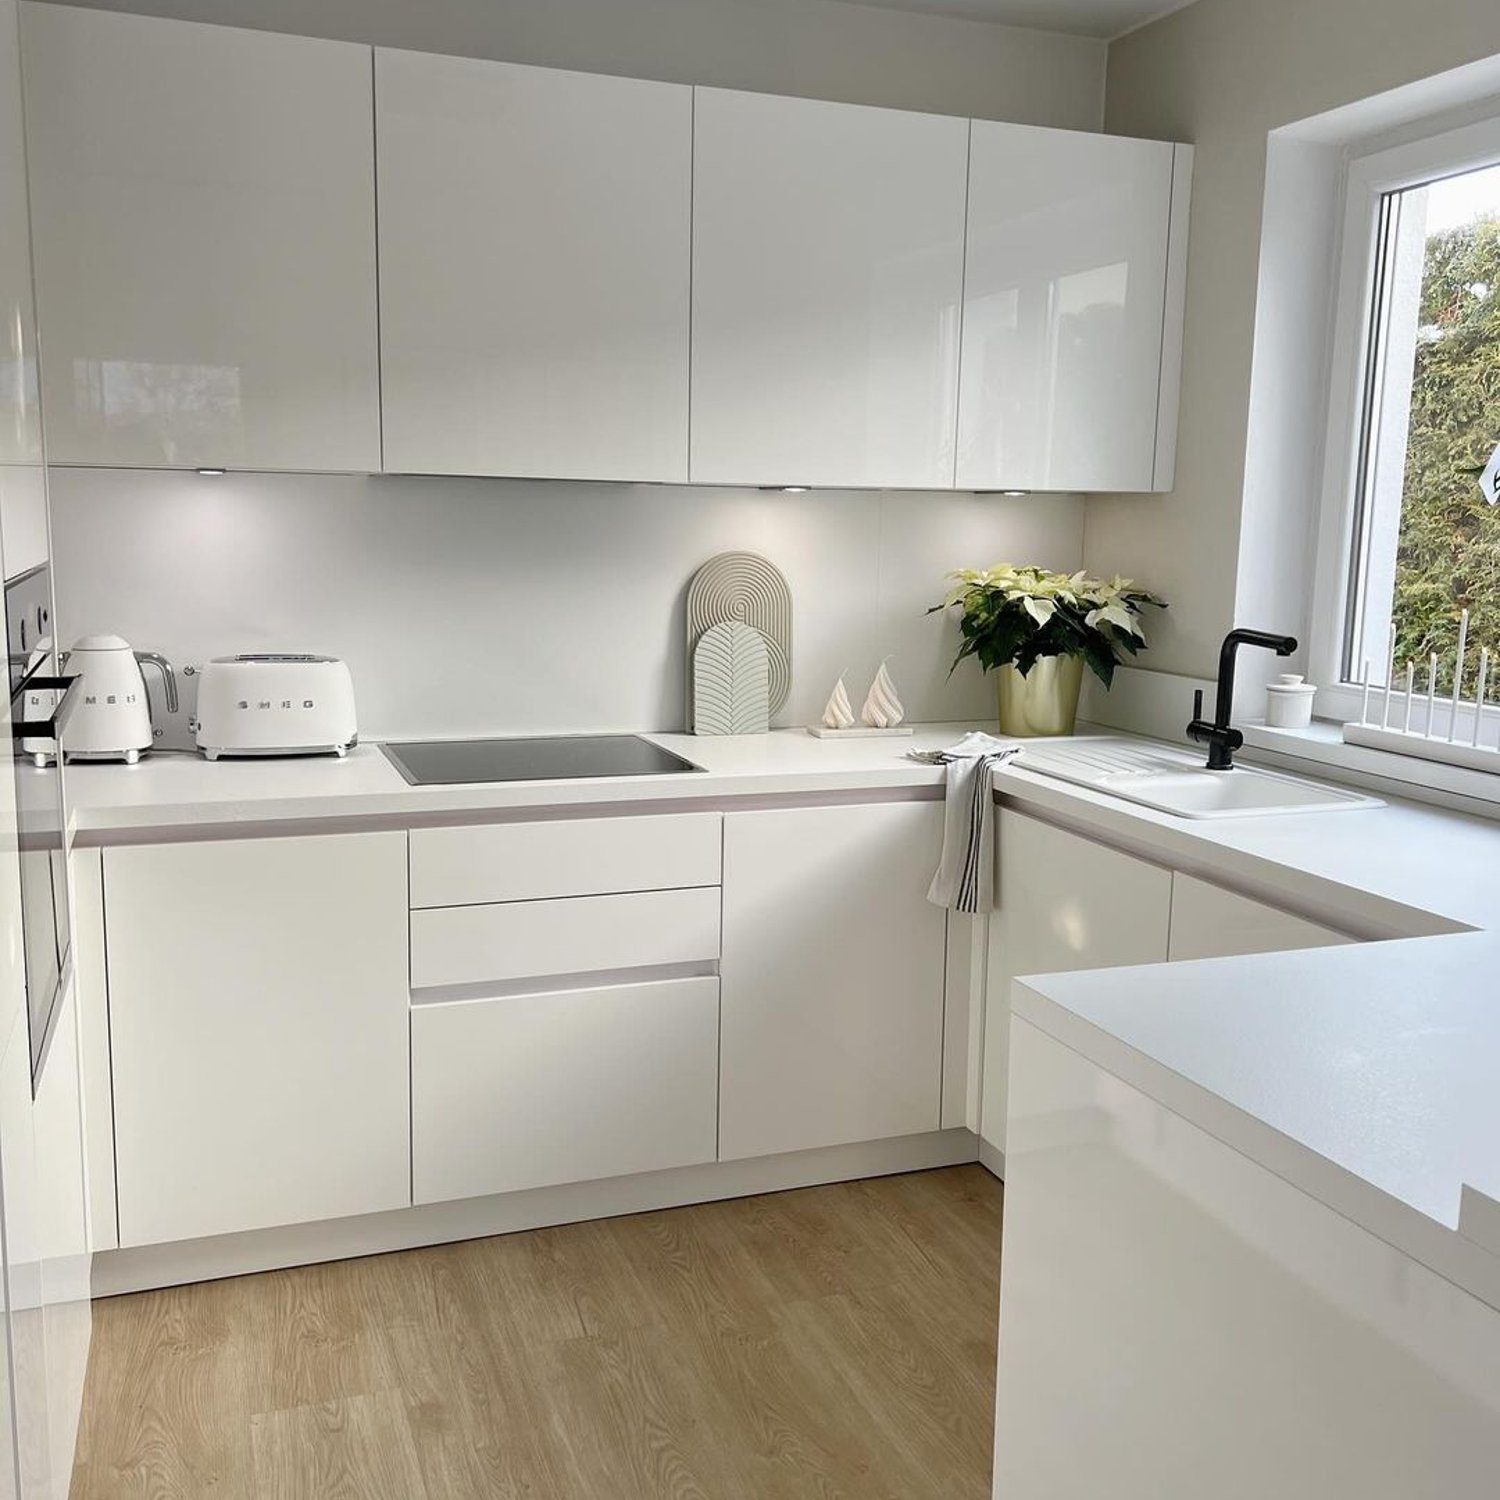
[1022,596,1057,626]
[1086,602,1145,638]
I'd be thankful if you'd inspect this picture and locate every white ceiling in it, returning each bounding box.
[816,0,1195,41]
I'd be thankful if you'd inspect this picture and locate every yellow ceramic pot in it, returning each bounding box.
[995,656,1084,737]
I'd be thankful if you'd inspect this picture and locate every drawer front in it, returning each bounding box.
[412,976,719,1203]
[410,885,721,989]
[409,812,721,908]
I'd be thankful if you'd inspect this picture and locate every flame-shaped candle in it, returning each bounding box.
[821,674,855,730]
[860,660,905,729]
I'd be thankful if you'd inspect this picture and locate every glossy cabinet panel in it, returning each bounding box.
[958,123,1189,493]
[719,802,946,1160]
[981,809,1171,1154]
[0,1010,46,1500]
[409,886,721,990]
[691,88,968,489]
[21,5,380,471]
[412,976,719,1204]
[377,50,692,481]
[408,812,720,908]
[995,1019,1500,1498]
[104,834,410,1246]
[33,984,88,1492]
[0,0,46,586]
[1168,873,1352,961]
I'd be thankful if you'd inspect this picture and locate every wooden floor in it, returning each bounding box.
[70,1165,1004,1499]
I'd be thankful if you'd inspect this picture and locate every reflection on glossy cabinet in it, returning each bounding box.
[22,5,380,471]
[104,833,410,1247]
[377,50,692,481]
[691,88,968,489]
[981,809,1172,1155]
[719,802,947,1160]
[957,122,1191,493]
[1167,873,1351,961]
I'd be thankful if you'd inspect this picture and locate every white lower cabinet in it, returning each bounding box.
[412,976,719,1205]
[719,802,947,1161]
[32,985,89,1494]
[104,833,410,1247]
[410,885,721,990]
[0,1009,46,1500]
[982,810,1173,1156]
[1167,873,1352,960]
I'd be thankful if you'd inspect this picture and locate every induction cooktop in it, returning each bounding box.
[379,734,704,786]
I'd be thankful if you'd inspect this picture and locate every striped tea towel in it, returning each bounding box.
[909,733,1024,913]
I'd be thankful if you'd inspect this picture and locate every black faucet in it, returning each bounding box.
[1186,628,1298,770]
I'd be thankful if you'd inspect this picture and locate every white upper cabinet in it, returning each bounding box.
[376,50,692,481]
[690,88,969,489]
[957,122,1191,493]
[21,5,380,471]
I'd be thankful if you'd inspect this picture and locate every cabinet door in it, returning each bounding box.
[1167,874,1351,962]
[33,985,88,1491]
[0,1010,45,1500]
[720,802,946,1161]
[957,122,1189,493]
[22,6,380,470]
[105,833,409,1247]
[376,50,691,481]
[412,977,718,1204]
[691,88,968,489]
[982,809,1171,1154]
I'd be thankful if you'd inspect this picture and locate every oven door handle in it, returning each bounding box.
[11,674,80,739]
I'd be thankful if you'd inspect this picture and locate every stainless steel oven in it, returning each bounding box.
[6,563,73,1083]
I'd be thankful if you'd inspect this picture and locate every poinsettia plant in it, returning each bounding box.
[931,565,1166,687]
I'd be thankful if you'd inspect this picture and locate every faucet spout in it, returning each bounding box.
[1187,628,1299,770]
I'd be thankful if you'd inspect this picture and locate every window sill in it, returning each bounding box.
[1241,719,1500,818]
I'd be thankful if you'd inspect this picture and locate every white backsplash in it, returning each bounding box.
[48,468,1083,744]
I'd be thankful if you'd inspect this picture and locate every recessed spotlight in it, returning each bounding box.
[196,467,227,476]
[1001,489,1030,497]
[759,485,809,493]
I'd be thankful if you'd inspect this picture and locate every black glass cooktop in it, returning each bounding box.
[380,735,703,786]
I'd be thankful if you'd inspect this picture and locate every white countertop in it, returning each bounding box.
[62,721,1500,1307]
[62,725,968,839]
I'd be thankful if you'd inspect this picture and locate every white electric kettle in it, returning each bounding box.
[60,635,178,764]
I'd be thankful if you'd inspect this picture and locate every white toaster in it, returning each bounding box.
[194,654,358,760]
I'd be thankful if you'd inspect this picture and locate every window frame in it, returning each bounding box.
[1308,113,1500,734]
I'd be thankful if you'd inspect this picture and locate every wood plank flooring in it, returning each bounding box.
[70,1165,1003,1499]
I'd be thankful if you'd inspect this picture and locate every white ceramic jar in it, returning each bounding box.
[1265,673,1317,729]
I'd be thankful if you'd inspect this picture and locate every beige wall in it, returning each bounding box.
[34,0,1106,128]
[1088,0,1500,678]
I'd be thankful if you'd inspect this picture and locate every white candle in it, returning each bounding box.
[1448,609,1469,742]
[1425,652,1438,737]
[1382,643,1397,728]
[1402,660,1415,733]
[1359,659,1372,726]
[1472,649,1490,748]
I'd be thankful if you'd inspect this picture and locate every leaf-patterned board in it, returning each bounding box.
[692,622,771,735]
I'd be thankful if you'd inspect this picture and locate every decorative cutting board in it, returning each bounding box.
[692,622,770,735]
[685,551,792,722]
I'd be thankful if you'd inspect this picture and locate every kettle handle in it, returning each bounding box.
[134,652,179,715]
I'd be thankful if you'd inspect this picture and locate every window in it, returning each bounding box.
[1316,119,1500,730]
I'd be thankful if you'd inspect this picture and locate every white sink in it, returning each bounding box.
[1014,737,1381,819]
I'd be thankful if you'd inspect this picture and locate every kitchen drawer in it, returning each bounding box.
[410,885,721,989]
[412,976,719,1203]
[408,812,721,908]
